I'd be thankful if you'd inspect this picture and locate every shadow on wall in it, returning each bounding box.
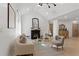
[8,39,15,56]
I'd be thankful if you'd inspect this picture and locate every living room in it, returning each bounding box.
[0,3,79,56]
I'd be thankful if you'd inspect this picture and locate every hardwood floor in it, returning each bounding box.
[33,37,79,56]
[63,37,79,56]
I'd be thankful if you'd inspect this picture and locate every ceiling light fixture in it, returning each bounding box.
[38,3,56,8]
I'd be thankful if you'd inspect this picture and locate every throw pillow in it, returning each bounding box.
[19,34,27,43]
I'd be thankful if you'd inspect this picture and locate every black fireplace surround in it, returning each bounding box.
[31,29,40,39]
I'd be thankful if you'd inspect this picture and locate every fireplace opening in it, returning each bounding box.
[31,29,40,39]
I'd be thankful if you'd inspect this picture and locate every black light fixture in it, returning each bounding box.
[38,3,56,8]
[53,3,56,6]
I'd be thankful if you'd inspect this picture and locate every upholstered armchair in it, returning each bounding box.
[14,36,34,56]
[53,35,64,51]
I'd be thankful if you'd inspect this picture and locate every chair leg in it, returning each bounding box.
[62,46,63,50]
[57,46,58,51]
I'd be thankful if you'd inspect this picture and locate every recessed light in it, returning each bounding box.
[26,8,30,11]
[72,20,77,24]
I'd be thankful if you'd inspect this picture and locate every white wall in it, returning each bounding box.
[0,3,16,56]
[21,11,49,37]
[53,20,59,39]
[16,10,21,36]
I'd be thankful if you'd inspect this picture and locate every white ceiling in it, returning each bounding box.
[11,3,79,20]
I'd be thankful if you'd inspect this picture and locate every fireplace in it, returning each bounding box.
[31,29,40,39]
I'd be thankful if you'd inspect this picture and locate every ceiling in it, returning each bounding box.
[11,3,79,20]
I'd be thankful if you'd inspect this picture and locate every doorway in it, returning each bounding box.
[49,23,53,36]
[72,23,79,37]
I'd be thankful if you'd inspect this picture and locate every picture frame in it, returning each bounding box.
[7,3,16,29]
[32,18,39,29]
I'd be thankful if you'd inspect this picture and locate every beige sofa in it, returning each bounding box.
[14,36,34,56]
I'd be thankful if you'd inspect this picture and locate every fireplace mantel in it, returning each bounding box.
[31,28,40,30]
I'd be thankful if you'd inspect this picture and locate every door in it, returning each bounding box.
[49,23,53,36]
[72,23,79,37]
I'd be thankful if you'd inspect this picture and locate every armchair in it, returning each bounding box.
[53,35,64,51]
